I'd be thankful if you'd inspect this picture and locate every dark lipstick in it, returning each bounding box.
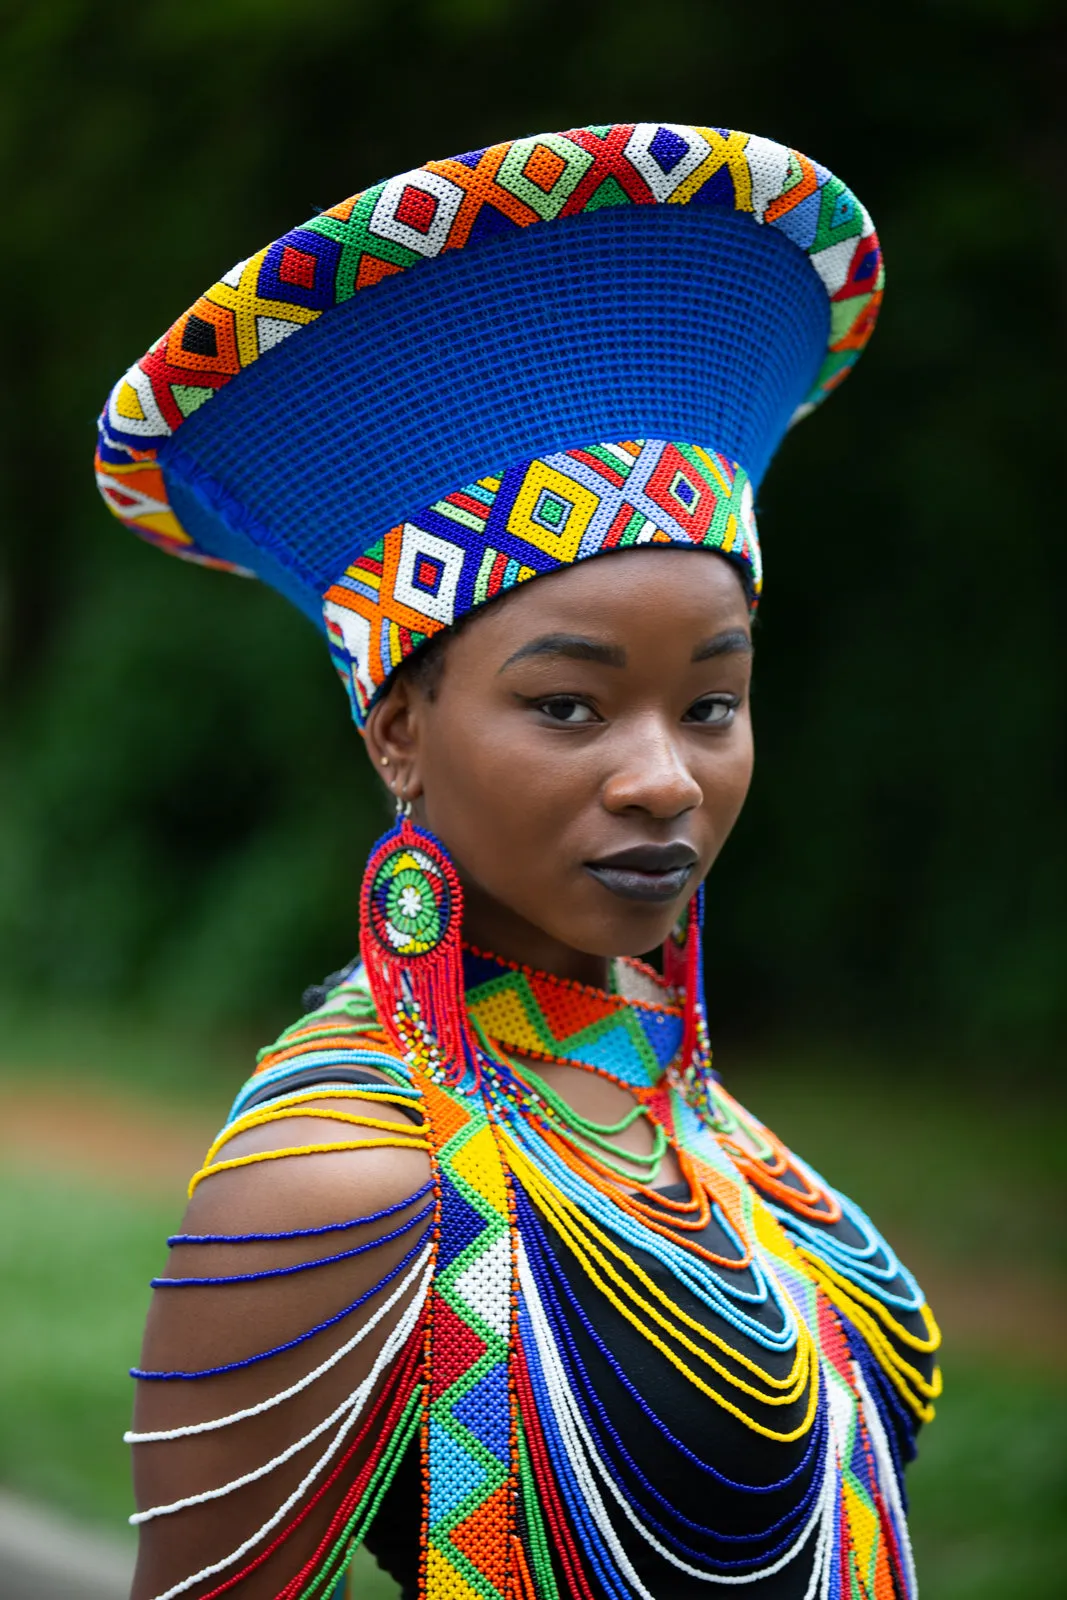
[584,843,698,903]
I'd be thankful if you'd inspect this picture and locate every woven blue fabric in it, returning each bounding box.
[161,205,828,629]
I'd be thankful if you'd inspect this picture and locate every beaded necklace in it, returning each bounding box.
[498,1052,671,1186]
[131,943,940,1600]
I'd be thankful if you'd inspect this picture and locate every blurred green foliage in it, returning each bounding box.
[0,0,1064,1047]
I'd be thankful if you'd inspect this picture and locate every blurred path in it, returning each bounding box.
[0,1490,133,1600]
[0,1081,215,1199]
[899,1244,1067,1368]
[1,1081,1064,1365]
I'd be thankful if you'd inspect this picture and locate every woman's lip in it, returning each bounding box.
[590,843,698,872]
[584,863,694,903]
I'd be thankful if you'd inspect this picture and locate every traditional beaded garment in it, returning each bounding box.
[131,946,940,1600]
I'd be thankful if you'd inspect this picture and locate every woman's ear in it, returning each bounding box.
[364,677,425,805]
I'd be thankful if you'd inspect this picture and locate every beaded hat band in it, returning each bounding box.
[94,122,882,724]
[324,438,759,724]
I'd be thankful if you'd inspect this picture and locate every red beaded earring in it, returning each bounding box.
[359,801,482,1092]
[663,884,717,1118]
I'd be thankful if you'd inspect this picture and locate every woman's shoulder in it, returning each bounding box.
[187,963,431,1233]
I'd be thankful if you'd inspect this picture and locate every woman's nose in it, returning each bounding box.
[600,719,703,819]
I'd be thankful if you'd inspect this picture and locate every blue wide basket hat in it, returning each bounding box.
[94,123,883,726]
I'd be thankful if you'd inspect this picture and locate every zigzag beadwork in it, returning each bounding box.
[322,439,760,724]
[416,1073,517,1600]
[463,947,684,1087]
[95,122,882,571]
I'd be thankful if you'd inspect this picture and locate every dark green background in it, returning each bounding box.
[1,0,1063,1052]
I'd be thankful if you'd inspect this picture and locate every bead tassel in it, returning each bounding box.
[662,884,717,1120]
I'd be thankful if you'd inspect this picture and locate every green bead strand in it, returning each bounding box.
[514,1059,669,1185]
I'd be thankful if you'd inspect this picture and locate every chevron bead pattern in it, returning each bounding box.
[322,438,760,724]
[418,1075,517,1600]
[463,949,684,1087]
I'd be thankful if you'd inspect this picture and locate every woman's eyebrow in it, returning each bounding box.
[499,633,627,672]
[692,630,753,662]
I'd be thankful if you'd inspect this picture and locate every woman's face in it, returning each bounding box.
[366,549,754,978]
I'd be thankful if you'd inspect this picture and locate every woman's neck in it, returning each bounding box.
[458,872,611,988]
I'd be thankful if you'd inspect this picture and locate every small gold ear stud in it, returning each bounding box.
[380,755,390,766]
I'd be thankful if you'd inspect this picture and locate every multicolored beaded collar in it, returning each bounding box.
[463,944,684,1088]
[133,930,940,1600]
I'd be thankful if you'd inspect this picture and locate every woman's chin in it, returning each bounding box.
[544,900,687,962]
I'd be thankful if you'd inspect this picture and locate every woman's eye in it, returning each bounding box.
[686,695,738,726]
[536,696,600,724]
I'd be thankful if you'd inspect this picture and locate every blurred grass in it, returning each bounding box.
[0,997,253,1111]
[0,1020,1063,1598]
[0,1166,172,1523]
[906,1361,1067,1600]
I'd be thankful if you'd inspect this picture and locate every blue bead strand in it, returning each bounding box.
[516,1186,824,1496]
[151,1201,432,1287]
[168,1180,434,1245]
[522,1197,824,1554]
[132,1233,428,1380]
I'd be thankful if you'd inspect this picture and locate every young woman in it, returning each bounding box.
[96,122,941,1600]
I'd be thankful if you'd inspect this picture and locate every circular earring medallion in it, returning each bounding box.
[365,836,454,959]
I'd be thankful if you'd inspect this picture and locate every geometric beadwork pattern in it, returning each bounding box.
[463,946,685,1087]
[226,944,938,1600]
[417,1075,517,1600]
[94,123,883,573]
[365,840,456,959]
[234,982,521,1600]
[323,438,761,724]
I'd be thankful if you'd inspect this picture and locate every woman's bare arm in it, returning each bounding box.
[129,1092,431,1600]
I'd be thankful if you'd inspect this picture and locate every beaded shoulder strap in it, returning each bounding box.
[232,969,523,1600]
[414,1068,520,1600]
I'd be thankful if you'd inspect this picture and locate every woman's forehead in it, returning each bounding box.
[453,548,752,661]
[480,546,749,622]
